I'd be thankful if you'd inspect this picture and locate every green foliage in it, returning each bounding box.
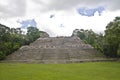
[0,51,6,60]
[26,26,40,44]
[75,17,120,58]
[77,29,96,45]
[75,29,103,52]
[77,29,86,40]
[0,24,41,59]
[0,62,120,80]
[4,42,13,55]
[117,44,120,56]
[104,17,120,57]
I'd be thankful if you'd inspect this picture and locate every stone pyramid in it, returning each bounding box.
[3,36,108,63]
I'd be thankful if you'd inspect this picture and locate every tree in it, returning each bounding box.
[94,33,104,52]
[74,29,104,53]
[0,24,42,59]
[27,26,40,43]
[0,24,26,59]
[103,17,120,57]
[75,29,96,45]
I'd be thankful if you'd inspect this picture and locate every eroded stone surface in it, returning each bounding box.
[3,36,107,63]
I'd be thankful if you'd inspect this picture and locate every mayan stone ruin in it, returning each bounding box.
[3,35,109,63]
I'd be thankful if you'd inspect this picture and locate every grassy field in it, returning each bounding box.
[0,62,120,80]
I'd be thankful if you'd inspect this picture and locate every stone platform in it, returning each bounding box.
[2,36,111,63]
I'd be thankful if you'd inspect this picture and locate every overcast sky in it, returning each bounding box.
[0,0,120,36]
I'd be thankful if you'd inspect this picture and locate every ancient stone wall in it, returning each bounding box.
[3,36,107,63]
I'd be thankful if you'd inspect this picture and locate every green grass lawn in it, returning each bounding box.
[0,62,120,80]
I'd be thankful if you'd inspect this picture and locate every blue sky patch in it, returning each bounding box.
[17,19,37,29]
[77,6,105,17]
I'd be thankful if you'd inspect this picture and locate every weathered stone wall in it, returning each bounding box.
[3,36,108,63]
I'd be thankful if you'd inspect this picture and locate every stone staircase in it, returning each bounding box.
[2,36,115,63]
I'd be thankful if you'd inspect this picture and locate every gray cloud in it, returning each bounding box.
[1,0,120,18]
[33,0,120,12]
[0,0,26,18]
[107,0,120,11]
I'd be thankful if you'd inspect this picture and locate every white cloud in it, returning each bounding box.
[0,0,120,37]
[31,0,120,11]
[0,0,26,18]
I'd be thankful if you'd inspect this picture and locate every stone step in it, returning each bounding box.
[3,36,106,63]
